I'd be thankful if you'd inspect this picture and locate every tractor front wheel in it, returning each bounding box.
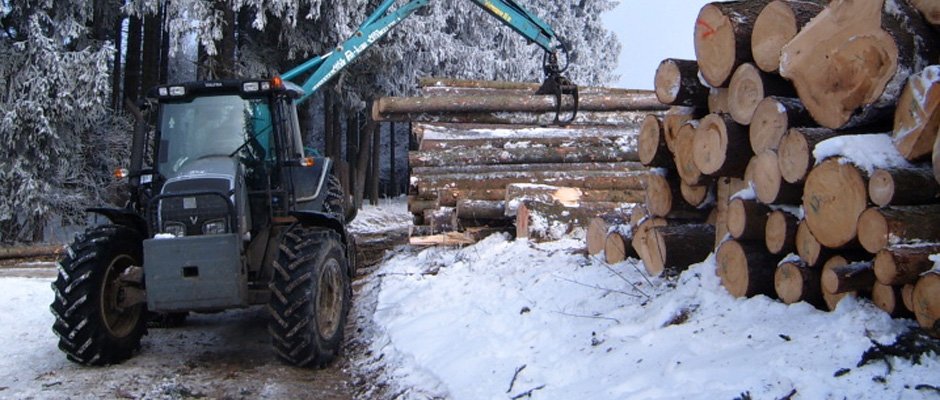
[50,225,147,365]
[268,226,351,367]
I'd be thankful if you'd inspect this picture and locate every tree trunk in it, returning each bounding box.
[409,146,639,168]
[777,127,855,184]
[751,0,826,73]
[415,170,647,198]
[874,243,940,286]
[910,0,940,26]
[654,58,710,107]
[868,165,940,207]
[109,11,124,110]
[694,0,773,87]
[749,96,815,154]
[639,114,672,168]
[774,259,824,307]
[821,255,862,311]
[373,92,667,119]
[674,121,706,185]
[779,0,940,129]
[728,198,771,241]
[857,205,940,253]
[893,66,940,161]
[796,219,832,267]
[141,9,162,91]
[123,15,142,102]
[912,272,940,333]
[587,214,631,256]
[354,121,375,210]
[717,239,779,298]
[822,260,875,295]
[413,161,645,177]
[803,158,869,248]
[728,63,797,125]
[872,282,913,317]
[765,209,798,255]
[751,150,802,204]
[645,223,716,277]
[348,115,360,205]
[694,113,752,177]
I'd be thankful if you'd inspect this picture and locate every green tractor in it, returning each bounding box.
[50,78,356,367]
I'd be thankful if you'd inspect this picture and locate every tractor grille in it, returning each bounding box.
[159,178,233,236]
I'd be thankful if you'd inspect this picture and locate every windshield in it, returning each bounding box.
[156,95,272,175]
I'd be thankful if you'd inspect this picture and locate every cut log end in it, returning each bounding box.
[867,169,895,207]
[821,260,875,295]
[717,240,777,298]
[857,207,888,254]
[778,128,812,184]
[912,273,940,332]
[796,220,825,267]
[803,158,868,248]
[765,210,797,255]
[639,114,670,167]
[872,282,911,317]
[604,231,629,264]
[774,260,822,306]
[751,0,800,73]
[675,122,704,185]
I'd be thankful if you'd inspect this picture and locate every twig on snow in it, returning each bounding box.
[552,274,643,298]
[511,384,546,399]
[552,310,620,324]
[506,364,527,393]
[602,263,650,299]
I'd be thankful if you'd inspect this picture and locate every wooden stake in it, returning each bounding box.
[874,244,940,286]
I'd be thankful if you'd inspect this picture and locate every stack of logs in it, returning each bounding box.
[596,0,940,335]
[372,78,668,244]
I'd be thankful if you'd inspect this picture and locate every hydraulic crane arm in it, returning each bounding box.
[280,0,578,123]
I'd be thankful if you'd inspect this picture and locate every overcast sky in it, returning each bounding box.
[602,0,713,89]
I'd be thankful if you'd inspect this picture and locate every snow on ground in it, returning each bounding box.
[350,199,939,400]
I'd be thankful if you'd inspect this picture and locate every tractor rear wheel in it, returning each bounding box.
[50,225,147,365]
[268,226,351,367]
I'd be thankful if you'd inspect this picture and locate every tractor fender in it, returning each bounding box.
[87,207,148,236]
[289,210,356,277]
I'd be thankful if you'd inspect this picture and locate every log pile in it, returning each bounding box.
[379,79,665,245]
[618,0,940,335]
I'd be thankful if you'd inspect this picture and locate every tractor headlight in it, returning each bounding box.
[202,219,228,235]
[163,222,186,237]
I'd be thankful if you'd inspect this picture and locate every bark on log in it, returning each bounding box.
[439,188,505,207]
[910,0,940,26]
[413,122,634,143]
[857,205,940,253]
[796,219,832,267]
[693,113,753,177]
[632,217,668,265]
[717,239,779,298]
[821,255,861,311]
[872,282,913,317]
[409,146,639,168]
[777,127,843,184]
[382,110,653,126]
[605,230,637,264]
[414,170,648,197]
[516,200,632,242]
[893,66,940,161]
[751,0,826,73]
[822,260,875,295]
[645,223,716,277]
[765,209,798,255]
[413,161,646,178]
[505,184,584,210]
[655,58,711,107]
[874,243,940,286]
[728,63,797,125]
[694,0,773,87]
[639,114,672,168]
[868,165,940,207]
[728,198,772,241]
[779,0,940,129]
[751,150,802,204]
[373,92,667,119]
[0,244,64,260]
[417,77,652,96]
[674,121,707,185]
[418,134,623,152]
[749,96,815,154]
[708,87,731,115]
[774,259,825,307]
[911,272,940,332]
[803,158,869,248]
[456,199,507,221]
[646,171,704,218]
[588,214,631,256]
[408,197,440,215]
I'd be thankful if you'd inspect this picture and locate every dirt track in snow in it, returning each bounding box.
[0,263,367,400]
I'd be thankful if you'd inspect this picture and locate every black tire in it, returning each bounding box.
[50,225,147,365]
[268,226,351,367]
[324,173,355,223]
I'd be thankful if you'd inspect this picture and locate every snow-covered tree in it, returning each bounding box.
[0,4,128,243]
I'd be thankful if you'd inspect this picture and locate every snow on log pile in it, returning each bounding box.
[617,0,940,335]
[371,78,666,245]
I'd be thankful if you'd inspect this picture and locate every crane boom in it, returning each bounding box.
[281,0,573,107]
